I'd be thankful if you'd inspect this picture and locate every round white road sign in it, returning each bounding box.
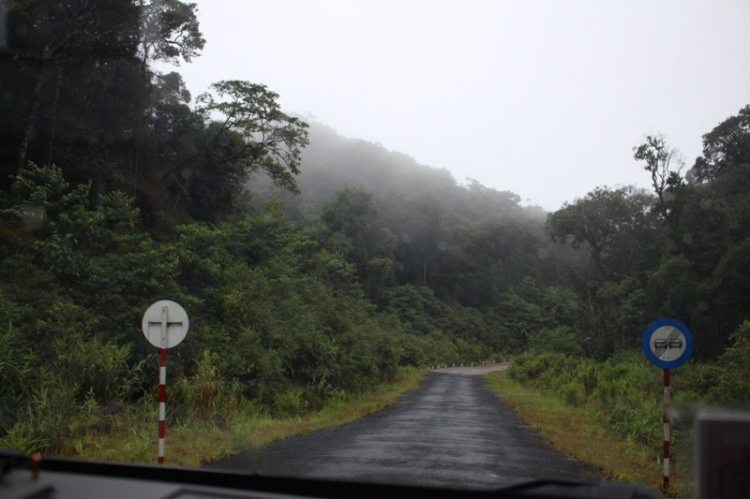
[642,318,693,369]
[141,300,189,349]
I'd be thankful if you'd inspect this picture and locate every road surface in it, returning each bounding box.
[209,364,602,489]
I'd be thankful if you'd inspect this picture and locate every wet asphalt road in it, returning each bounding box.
[209,366,602,489]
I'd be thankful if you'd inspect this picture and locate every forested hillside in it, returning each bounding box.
[2,0,750,465]
[251,112,750,364]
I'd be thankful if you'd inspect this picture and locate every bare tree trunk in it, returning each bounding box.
[133,152,139,197]
[423,258,428,285]
[16,64,48,173]
[46,62,64,167]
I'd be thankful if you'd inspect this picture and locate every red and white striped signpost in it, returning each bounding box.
[142,300,189,465]
[642,319,693,493]
[663,369,670,490]
[159,338,167,464]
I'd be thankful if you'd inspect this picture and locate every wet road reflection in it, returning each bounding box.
[211,369,601,489]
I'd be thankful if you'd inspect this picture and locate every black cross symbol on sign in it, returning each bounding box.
[653,327,682,359]
[147,321,185,329]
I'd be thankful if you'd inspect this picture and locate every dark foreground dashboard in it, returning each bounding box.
[0,449,663,499]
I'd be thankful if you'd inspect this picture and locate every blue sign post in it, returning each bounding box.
[642,318,694,492]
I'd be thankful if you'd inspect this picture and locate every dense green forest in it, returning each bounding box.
[2,0,750,460]
[252,112,750,364]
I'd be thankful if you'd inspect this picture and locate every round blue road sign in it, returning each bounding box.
[642,319,694,369]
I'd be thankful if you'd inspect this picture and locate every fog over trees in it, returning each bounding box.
[250,113,750,362]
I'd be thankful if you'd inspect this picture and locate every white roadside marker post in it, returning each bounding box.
[142,300,189,465]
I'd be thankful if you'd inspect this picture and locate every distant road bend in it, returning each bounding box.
[210,363,601,489]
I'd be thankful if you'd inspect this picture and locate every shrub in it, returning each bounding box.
[561,382,584,407]
[274,390,308,418]
[707,321,750,403]
[0,374,100,454]
[168,351,243,422]
[509,350,691,448]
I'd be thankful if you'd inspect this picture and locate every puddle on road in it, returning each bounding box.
[432,363,511,376]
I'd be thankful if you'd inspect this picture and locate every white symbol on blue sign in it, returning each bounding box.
[642,319,693,369]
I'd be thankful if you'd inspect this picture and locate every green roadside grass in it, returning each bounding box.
[485,371,670,496]
[57,370,427,467]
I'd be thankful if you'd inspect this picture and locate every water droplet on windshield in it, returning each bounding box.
[22,204,44,233]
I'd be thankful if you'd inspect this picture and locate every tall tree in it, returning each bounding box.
[546,186,656,286]
[138,0,205,73]
[2,0,141,174]
[195,81,310,191]
[633,133,685,207]
[690,105,750,206]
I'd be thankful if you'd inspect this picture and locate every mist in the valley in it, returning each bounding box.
[250,120,546,222]
[249,119,587,315]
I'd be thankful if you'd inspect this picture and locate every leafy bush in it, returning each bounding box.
[0,322,37,432]
[561,383,584,407]
[0,375,100,454]
[169,351,243,422]
[274,390,309,418]
[705,321,750,402]
[509,350,714,449]
[52,333,142,403]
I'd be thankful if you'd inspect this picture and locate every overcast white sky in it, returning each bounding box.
[167,0,750,211]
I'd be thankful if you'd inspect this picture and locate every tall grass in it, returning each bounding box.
[487,371,667,492]
[509,350,720,451]
[499,334,750,498]
[0,355,425,467]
